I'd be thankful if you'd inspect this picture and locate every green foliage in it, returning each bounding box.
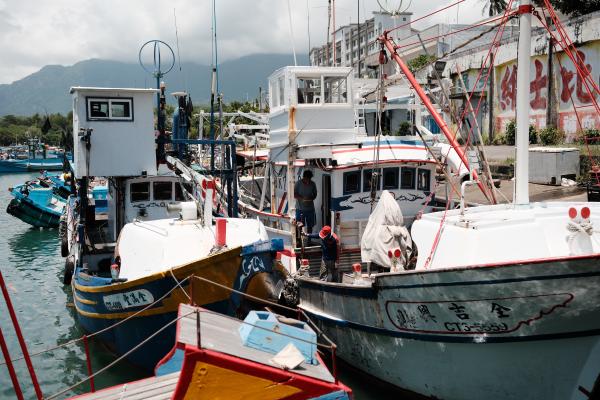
[504,120,538,145]
[529,125,538,145]
[397,121,412,136]
[538,127,565,145]
[577,128,600,144]
[492,134,506,145]
[505,120,516,145]
[484,0,597,17]
[0,113,72,146]
[533,0,600,16]
[407,54,437,73]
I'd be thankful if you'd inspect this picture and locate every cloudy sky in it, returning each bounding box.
[0,0,486,84]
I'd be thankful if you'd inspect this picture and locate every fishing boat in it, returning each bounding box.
[0,140,65,173]
[64,86,289,369]
[6,182,66,228]
[295,2,600,399]
[197,66,476,274]
[68,303,351,400]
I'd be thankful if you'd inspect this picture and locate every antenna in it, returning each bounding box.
[377,0,411,15]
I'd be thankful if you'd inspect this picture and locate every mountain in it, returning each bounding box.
[0,53,309,116]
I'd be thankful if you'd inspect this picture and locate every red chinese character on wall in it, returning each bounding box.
[560,50,597,105]
[560,66,574,103]
[575,51,596,104]
[500,65,517,111]
[530,59,547,109]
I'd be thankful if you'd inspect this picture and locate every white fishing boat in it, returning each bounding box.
[222,66,476,264]
[294,2,600,399]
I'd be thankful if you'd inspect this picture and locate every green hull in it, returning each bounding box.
[6,198,60,228]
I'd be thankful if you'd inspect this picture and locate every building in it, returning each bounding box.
[310,11,413,78]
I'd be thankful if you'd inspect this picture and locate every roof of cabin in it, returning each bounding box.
[69,87,160,94]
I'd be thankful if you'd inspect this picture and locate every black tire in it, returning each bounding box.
[63,256,75,285]
[60,233,69,257]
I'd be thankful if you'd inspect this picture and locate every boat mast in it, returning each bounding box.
[514,0,532,205]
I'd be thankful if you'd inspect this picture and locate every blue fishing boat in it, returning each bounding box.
[0,141,66,173]
[6,182,66,228]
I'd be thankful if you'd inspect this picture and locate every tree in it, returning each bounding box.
[481,0,600,16]
[481,0,508,16]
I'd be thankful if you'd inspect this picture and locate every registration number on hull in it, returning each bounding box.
[103,289,154,311]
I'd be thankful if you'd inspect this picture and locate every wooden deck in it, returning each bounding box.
[178,304,336,383]
[72,372,179,400]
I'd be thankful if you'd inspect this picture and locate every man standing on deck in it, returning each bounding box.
[303,225,340,282]
[294,169,317,234]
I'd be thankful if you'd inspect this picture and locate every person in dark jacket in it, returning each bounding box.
[294,169,317,234]
[304,225,340,282]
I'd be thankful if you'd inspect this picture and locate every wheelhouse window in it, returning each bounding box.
[343,170,361,195]
[417,169,431,191]
[363,169,381,192]
[297,77,322,104]
[153,182,172,201]
[130,182,150,202]
[323,76,347,103]
[400,167,416,190]
[383,167,399,190]
[175,183,188,201]
[87,98,133,121]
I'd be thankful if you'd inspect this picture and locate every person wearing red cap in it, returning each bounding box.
[303,225,340,282]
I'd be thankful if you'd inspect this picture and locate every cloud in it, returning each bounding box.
[0,0,484,84]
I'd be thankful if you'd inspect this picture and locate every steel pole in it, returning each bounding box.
[515,1,532,205]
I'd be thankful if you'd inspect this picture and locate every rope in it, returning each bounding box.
[169,268,191,301]
[192,275,297,314]
[423,184,456,269]
[44,310,197,400]
[0,277,191,367]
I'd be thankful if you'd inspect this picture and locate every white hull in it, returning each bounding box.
[298,256,600,399]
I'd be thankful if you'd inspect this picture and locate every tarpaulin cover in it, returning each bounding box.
[360,190,412,270]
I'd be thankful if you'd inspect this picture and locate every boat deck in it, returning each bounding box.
[178,304,336,383]
[71,372,179,399]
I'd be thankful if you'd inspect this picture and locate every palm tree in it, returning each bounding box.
[481,0,508,16]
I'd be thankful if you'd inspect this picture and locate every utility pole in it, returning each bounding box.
[357,0,360,77]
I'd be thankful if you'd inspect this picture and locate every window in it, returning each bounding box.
[343,171,361,195]
[175,183,187,201]
[400,167,416,190]
[89,100,108,118]
[130,182,150,202]
[383,167,399,189]
[153,182,172,201]
[323,76,347,103]
[87,98,133,121]
[417,169,431,191]
[110,101,130,118]
[278,76,285,107]
[363,169,381,192]
[297,77,322,104]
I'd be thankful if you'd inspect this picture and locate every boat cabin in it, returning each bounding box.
[70,87,159,179]
[267,66,362,161]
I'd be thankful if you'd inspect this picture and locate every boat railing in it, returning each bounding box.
[190,274,340,382]
[0,270,44,400]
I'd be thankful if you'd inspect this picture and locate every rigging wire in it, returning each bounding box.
[287,0,298,66]
[173,8,187,92]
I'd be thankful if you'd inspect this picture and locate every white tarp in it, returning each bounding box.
[360,190,412,270]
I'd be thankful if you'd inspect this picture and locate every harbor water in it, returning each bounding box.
[0,173,404,399]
